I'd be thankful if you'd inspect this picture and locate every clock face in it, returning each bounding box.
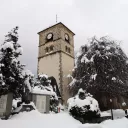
[65,34,69,41]
[47,33,53,40]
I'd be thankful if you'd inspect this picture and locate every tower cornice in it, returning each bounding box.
[38,22,75,36]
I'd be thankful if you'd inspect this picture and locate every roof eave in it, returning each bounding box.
[37,22,75,35]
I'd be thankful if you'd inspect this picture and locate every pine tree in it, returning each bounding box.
[71,36,128,99]
[0,27,27,99]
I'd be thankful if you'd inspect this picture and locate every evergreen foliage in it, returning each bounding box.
[68,88,100,123]
[0,27,33,100]
[70,36,128,98]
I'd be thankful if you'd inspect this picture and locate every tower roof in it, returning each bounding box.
[38,22,75,35]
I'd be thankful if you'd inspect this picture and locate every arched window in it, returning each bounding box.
[45,47,49,53]
[65,46,68,52]
[68,48,71,53]
[50,45,54,51]
[65,46,71,54]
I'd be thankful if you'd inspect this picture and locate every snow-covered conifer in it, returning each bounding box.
[70,36,128,103]
[0,27,33,100]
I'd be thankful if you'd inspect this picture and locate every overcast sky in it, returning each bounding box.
[0,0,128,75]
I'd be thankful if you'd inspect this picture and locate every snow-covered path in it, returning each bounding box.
[0,110,128,128]
[1,111,81,128]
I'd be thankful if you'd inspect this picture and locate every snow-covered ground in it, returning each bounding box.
[1,111,80,128]
[0,109,128,128]
[107,109,125,119]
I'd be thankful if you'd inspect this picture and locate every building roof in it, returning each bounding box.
[37,22,75,35]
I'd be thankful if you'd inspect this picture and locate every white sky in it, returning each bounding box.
[0,0,128,75]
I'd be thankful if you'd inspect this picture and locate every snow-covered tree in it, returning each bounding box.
[67,88,100,123]
[70,36,128,106]
[0,27,33,100]
[0,27,24,97]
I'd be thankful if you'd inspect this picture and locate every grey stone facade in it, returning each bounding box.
[37,22,75,104]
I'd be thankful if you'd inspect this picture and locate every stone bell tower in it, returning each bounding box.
[37,22,75,104]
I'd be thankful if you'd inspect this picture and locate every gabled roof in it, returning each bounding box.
[38,22,75,35]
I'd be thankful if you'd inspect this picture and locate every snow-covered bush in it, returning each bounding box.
[68,88,100,122]
[70,36,128,110]
[33,74,59,112]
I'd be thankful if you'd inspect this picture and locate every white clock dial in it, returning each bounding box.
[47,33,53,40]
[65,34,69,41]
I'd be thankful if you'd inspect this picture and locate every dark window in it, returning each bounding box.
[65,46,68,52]
[65,46,71,54]
[50,45,54,51]
[68,48,71,53]
[45,47,49,53]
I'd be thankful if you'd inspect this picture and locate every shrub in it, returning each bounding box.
[67,88,100,122]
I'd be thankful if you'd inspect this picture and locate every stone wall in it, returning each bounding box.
[38,53,60,87]
[38,23,75,104]
[61,53,74,104]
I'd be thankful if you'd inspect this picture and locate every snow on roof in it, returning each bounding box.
[31,86,56,96]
